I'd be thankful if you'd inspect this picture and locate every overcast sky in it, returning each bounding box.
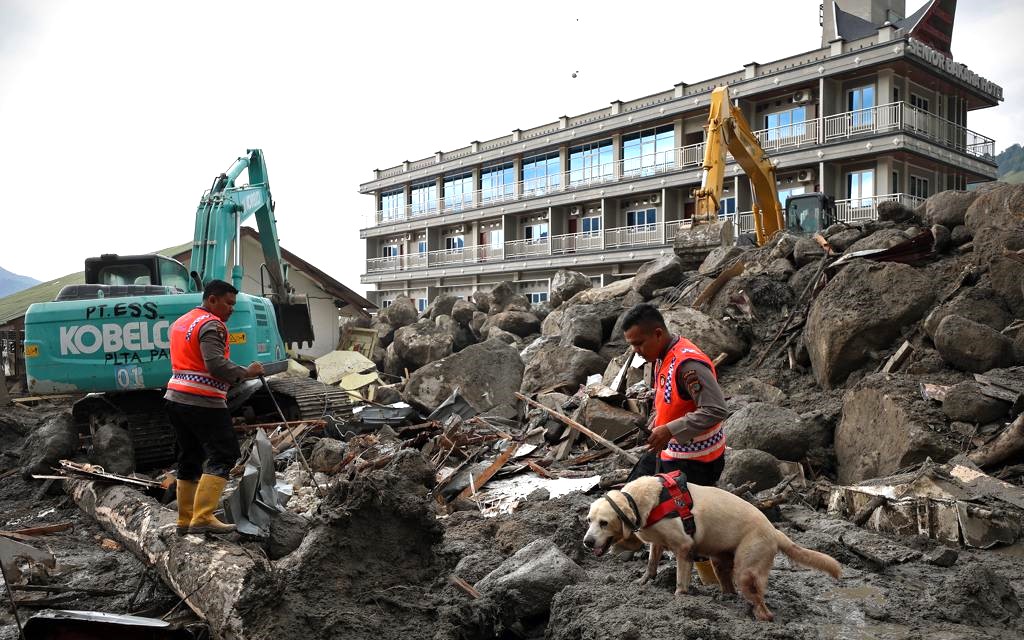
[1,0,1020,290]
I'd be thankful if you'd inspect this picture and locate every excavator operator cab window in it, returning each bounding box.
[785,196,823,235]
[95,263,153,287]
[156,257,189,292]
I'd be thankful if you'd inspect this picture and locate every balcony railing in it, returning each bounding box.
[365,192,930,275]
[365,102,994,230]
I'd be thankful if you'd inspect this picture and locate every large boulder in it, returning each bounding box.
[380,296,418,328]
[475,538,586,618]
[404,338,524,414]
[718,449,783,492]
[428,294,458,320]
[541,308,564,337]
[923,190,980,228]
[923,286,1011,339]
[876,200,916,223]
[520,343,608,395]
[90,423,134,475]
[845,228,909,253]
[723,403,828,462]
[450,299,477,325]
[805,260,935,389]
[964,183,1024,313]
[792,236,825,267]
[568,277,634,305]
[549,270,592,308]
[698,246,746,275]
[942,381,1012,424]
[490,311,541,338]
[382,343,405,378]
[20,411,79,479]
[559,300,624,352]
[370,319,395,349]
[632,256,684,299]
[722,377,786,404]
[392,320,454,372]
[835,374,959,484]
[827,228,867,253]
[435,315,477,352]
[581,399,645,439]
[470,311,488,335]
[660,307,749,364]
[934,314,1017,373]
[472,289,492,313]
[489,282,532,314]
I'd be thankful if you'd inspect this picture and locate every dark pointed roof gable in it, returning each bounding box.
[899,0,956,55]
[834,2,879,41]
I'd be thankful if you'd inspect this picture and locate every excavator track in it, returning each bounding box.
[73,377,352,471]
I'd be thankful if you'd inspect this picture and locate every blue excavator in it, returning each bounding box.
[23,150,350,468]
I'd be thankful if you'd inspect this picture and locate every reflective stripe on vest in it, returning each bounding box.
[654,337,725,463]
[166,307,231,400]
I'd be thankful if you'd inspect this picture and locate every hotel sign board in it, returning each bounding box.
[907,38,1004,102]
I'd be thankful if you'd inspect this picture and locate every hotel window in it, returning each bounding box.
[909,175,930,199]
[847,169,875,207]
[522,151,560,195]
[381,299,393,309]
[417,299,428,312]
[417,240,427,254]
[581,216,601,234]
[481,162,515,202]
[848,85,875,128]
[626,208,657,228]
[444,235,464,251]
[910,94,930,112]
[381,245,399,258]
[380,189,405,221]
[622,125,674,177]
[892,171,900,194]
[764,108,806,141]
[443,173,474,211]
[524,222,549,242]
[410,181,438,216]
[527,292,548,304]
[569,139,613,185]
[718,197,737,216]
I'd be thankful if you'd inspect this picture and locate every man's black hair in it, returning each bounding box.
[203,279,239,299]
[621,303,667,332]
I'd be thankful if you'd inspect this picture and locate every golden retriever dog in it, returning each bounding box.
[584,476,841,621]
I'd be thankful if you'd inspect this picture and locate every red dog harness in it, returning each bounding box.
[646,471,697,535]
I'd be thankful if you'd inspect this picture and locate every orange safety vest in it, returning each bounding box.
[654,337,725,463]
[165,307,231,400]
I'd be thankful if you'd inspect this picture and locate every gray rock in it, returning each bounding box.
[428,294,458,320]
[950,225,972,246]
[475,538,586,618]
[788,259,824,297]
[718,449,783,492]
[724,403,826,462]
[382,343,405,378]
[792,236,824,267]
[846,229,910,253]
[582,399,645,439]
[568,277,634,305]
[527,487,551,502]
[370,319,395,349]
[835,374,959,484]
[532,302,552,323]
[309,438,347,473]
[550,270,592,308]
[724,377,786,404]
[942,381,1011,424]
[827,228,866,253]
[393,320,454,372]
[934,315,1016,373]
[541,308,563,337]
[381,296,418,328]
[661,306,749,364]
[21,412,79,480]
[374,384,403,405]
[922,190,979,228]
[472,289,492,313]
[559,310,602,351]
[453,550,506,584]
[766,258,795,281]
[805,260,935,389]
[470,311,488,334]
[931,224,952,253]
[90,423,134,475]
[925,546,958,568]
[769,233,799,260]
[490,282,532,314]
[450,299,477,325]
[487,326,520,345]
[491,311,541,338]
[268,511,310,560]
[632,255,684,299]
[404,338,525,414]
[520,343,608,395]
[923,286,1010,339]
[963,183,1024,313]
[436,314,477,352]
[698,246,746,275]
[877,200,916,223]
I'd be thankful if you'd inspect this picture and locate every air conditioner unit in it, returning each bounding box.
[649,193,661,204]
[569,205,582,216]
[797,169,816,182]
[791,90,813,104]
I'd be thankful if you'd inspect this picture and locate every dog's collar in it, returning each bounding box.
[604,490,643,534]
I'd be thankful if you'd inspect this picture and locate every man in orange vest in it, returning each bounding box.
[164,280,264,535]
[622,303,729,484]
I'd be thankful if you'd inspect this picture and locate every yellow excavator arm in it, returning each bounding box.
[693,86,784,246]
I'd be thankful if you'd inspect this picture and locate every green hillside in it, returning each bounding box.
[996,144,1024,184]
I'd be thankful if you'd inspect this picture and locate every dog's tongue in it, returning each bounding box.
[593,543,607,557]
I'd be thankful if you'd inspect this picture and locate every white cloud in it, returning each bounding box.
[0,0,1019,289]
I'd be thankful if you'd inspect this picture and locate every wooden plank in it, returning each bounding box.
[692,261,745,310]
[515,393,639,464]
[526,461,556,479]
[457,442,520,501]
[8,522,72,536]
[881,341,915,374]
[448,575,481,599]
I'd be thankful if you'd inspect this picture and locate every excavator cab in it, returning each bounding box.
[784,193,835,236]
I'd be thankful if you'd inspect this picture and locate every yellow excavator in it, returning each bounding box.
[674,86,835,263]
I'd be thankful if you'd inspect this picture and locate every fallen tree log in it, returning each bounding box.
[65,478,262,639]
[969,414,1024,469]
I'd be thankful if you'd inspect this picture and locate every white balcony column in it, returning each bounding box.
[471,167,481,207]
[512,156,522,198]
[402,184,411,220]
[612,132,622,179]
[559,145,569,190]
[817,77,826,143]
[674,118,684,167]
[435,176,444,212]
[599,198,607,250]
[547,207,554,255]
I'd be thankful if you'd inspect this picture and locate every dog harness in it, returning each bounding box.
[603,471,696,536]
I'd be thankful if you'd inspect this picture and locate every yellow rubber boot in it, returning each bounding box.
[188,474,236,535]
[175,480,198,536]
[695,560,720,587]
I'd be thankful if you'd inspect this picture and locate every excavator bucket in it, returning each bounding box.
[672,219,736,269]
[273,301,315,349]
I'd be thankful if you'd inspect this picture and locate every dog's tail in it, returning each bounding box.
[775,530,842,579]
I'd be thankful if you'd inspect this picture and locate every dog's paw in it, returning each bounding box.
[634,573,653,586]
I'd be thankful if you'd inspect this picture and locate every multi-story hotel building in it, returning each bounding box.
[359,0,1001,310]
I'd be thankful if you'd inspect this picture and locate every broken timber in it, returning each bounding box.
[514,393,639,464]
